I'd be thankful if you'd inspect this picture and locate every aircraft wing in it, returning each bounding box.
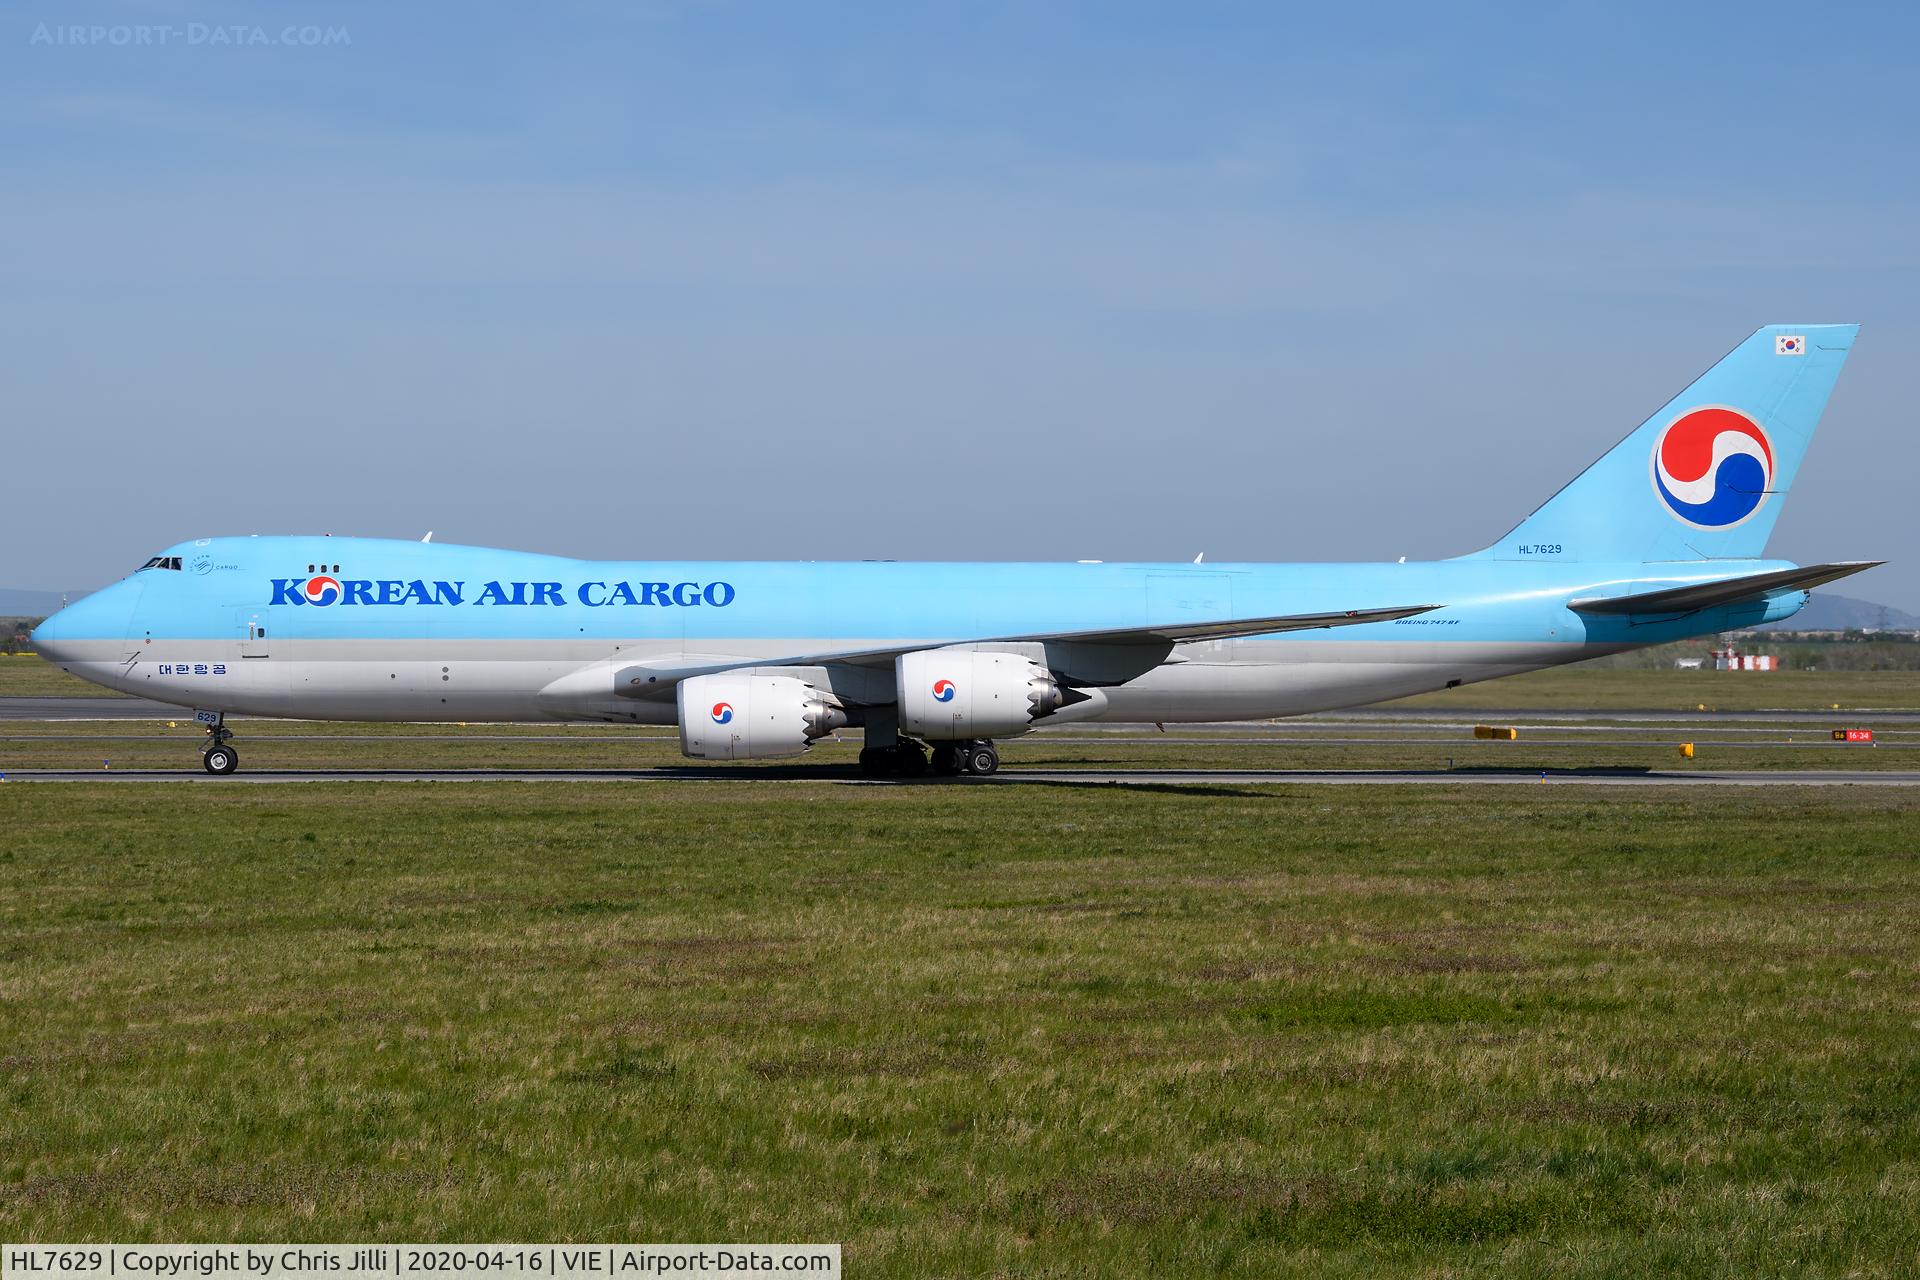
[977,603,1444,647]
[1567,562,1882,616]
[606,602,1442,698]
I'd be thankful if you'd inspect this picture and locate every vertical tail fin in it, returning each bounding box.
[1465,324,1857,562]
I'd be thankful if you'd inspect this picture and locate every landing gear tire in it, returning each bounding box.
[859,744,928,778]
[893,745,928,778]
[203,745,239,775]
[930,744,963,776]
[963,743,1000,776]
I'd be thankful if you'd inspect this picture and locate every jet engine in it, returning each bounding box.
[897,649,1066,739]
[677,672,848,760]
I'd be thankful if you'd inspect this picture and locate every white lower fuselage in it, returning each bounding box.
[59,635,1608,726]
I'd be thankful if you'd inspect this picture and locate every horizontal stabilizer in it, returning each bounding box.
[1568,562,1882,616]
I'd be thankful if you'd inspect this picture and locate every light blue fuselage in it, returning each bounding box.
[33,535,1804,725]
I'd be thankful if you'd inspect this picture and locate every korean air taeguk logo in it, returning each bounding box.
[302,575,342,605]
[931,679,956,703]
[710,702,734,725]
[1651,407,1774,530]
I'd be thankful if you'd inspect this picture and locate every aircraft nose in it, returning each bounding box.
[32,580,141,662]
[30,606,73,662]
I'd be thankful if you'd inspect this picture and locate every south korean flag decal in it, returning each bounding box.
[1775,334,1806,356]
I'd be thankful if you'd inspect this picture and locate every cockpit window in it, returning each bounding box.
[137,556,183,571]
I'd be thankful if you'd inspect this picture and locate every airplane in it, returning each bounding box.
[34,324,1880,777]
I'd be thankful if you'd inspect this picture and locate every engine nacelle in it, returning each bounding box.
[677,672,848,760]
[897,649,1065,740]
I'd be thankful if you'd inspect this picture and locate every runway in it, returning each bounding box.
[4,692,1910,785]
[6,766,1917,786]
[6,695,1917,728]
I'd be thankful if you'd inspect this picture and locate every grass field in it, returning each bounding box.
[3,782,1918,1275]
[1,713,1913,774]
[0,654,123,696]
[1395,666,1920,711]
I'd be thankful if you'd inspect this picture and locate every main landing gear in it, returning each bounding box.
[931,740,1000,776]
[201,713,239,775]
[859,742,922,778]
[860,738,999,779]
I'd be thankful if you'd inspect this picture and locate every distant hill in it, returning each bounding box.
[0,587,79,617]
[1757,592,1920,632]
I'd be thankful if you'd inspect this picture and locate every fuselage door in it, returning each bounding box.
[225,605,291,713]
[239,610,272,658]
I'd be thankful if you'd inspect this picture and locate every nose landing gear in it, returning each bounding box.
[200,713,240,775]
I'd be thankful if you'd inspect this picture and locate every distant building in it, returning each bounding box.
[1711,646,1776,672]
[1673,657,1705,670]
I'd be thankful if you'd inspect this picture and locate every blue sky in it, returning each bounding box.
[5,2,1917,606]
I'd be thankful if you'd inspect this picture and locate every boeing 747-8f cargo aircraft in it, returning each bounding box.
[34,325,1879,776]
